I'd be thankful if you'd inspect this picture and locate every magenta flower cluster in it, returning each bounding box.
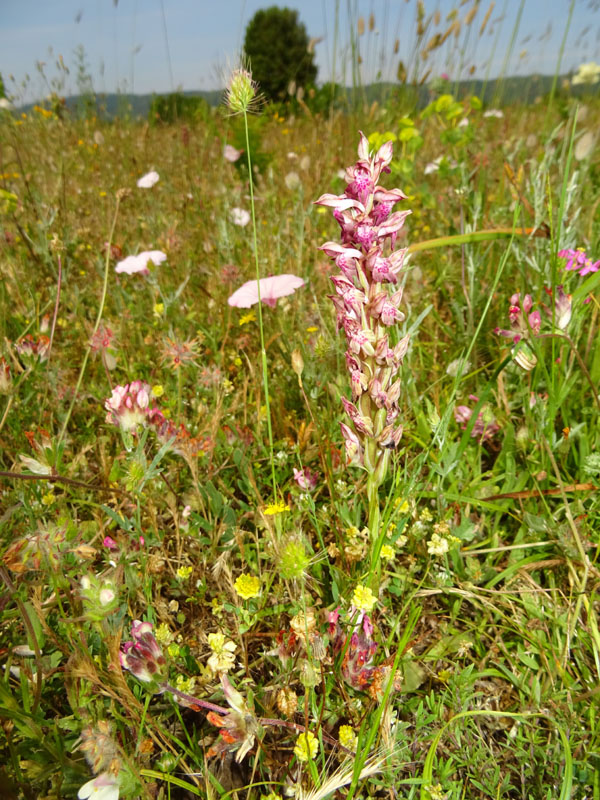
[494,293,542,345]
[494,288,572,371]
[558,248,600,277]
[454,394,500,443]
[315,133,410,480]
[327,607,401,700]
[120,620,167,688]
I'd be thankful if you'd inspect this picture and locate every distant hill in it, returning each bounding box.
[18,75,597,119]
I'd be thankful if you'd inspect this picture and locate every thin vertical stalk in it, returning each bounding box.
[242,111,277,500]
[58,195,121,446]
[547,0,575,114]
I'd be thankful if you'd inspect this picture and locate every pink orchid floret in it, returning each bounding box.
[558,247,600,277]
[315,132,410,477]
[120,620,167,688]
[104,380,151,431]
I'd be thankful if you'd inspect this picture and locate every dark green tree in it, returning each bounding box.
[243,6,317,102]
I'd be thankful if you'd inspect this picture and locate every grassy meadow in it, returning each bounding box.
[1,21,600,800]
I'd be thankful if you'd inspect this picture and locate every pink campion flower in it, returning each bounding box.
[104,381,151,432]
[224,144,243,163]
[293,467,319,490]
[115,250,167,275]
[558,247,600,277]
[120,620,167,689]
[454,395,500,443]
[103,536,118,550]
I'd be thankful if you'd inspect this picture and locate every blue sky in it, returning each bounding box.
[2,0,598,103]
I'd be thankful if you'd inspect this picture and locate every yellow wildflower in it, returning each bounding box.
[352,584,377,613]
[41,492,55,506]
[380,544,395,560]
[294,731,318,762]
[263,501,290,515]
[152,384,164,397]
[177,565,193,580]
[234,573,261,600]
[239,311,256,326]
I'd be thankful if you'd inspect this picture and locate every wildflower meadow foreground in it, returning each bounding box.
[1,66,600,800]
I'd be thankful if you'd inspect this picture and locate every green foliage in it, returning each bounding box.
[1,79,600,800]
[149,92,211,124]
[243,6,317,102]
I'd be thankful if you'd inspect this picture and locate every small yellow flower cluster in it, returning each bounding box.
[427,521,460,557]
[380,544,395,560]
[154,623,175,646]
[175,674,196,693]
[234,573,261,600]
[294,731,318,762]
[352,584,377,613]
[206,632,237,674]
[176,565,193,580]
[338,724,358,751]
[263,501,290,516]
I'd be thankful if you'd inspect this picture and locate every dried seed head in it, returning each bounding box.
[276,686,298,716]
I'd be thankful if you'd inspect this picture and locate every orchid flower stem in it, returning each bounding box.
[57,195,121,447]
[242,108,277,500]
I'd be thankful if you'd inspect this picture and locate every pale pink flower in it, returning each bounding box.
[115,250,167,275]
[230,208,250,227]
[137,170,159,188]
[228,274,305,308]
[224,144,243,163]
[104,381,151,431]
[293,467,319,490]
[78,771,120,800]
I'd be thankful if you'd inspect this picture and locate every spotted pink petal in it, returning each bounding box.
[228,275,306,308]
